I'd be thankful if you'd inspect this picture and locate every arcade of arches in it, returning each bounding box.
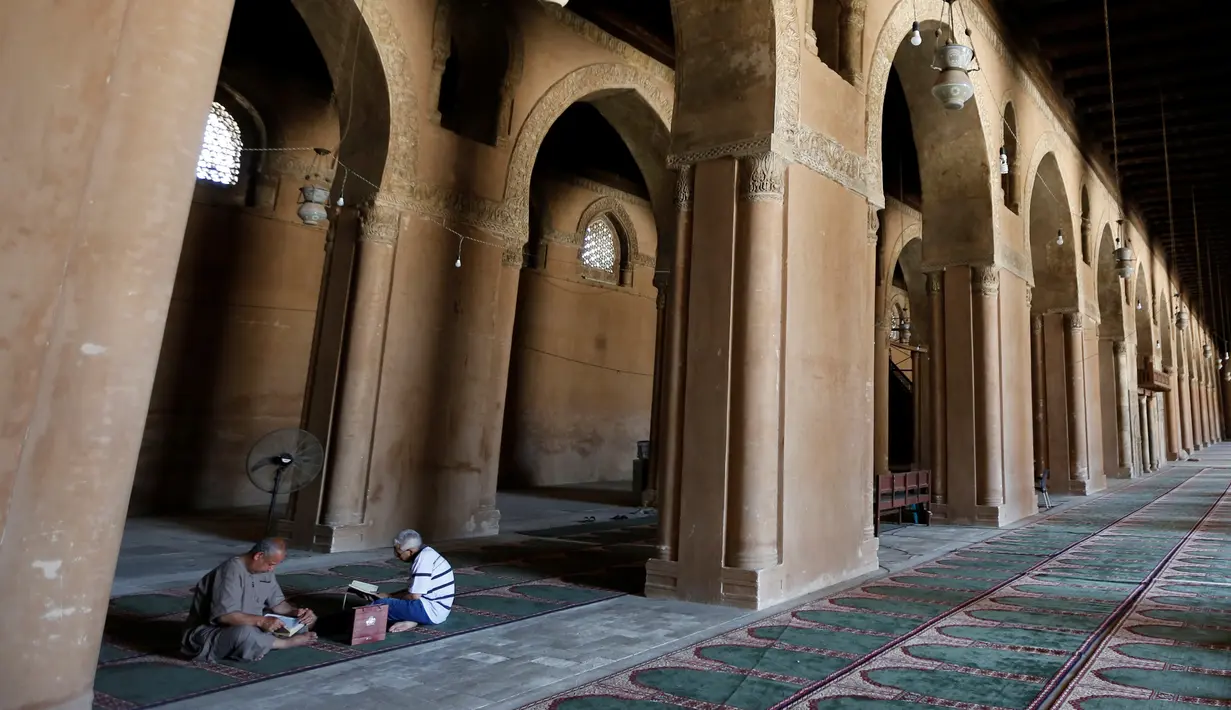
[3,0,1230,708]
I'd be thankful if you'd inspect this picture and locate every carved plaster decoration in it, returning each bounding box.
[1032,314,1043,335]
[867,206,881,247]
[576,196,643,269]
[1068,312,1085,331]
[972,266,1000,297]
[348,0,419,197]
[773,0,802,141]
[504,63,673,242]
[1113,340,1126,356]
[1025,286,1032,311]
[656,287,667,309]
[426,0,452,123]
[795,125,870,198]
[739,152,787,203]
[359,198,401,246]
[927,271,943,294]
[675,165,694,213]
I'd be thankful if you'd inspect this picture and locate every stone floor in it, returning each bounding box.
[109,467,1188,710]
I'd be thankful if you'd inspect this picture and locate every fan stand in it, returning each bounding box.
[264,453,294,536]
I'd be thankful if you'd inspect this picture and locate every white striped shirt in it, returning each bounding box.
[408,546,454,623]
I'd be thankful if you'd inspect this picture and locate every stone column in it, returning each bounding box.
[972,267,1004,507]
[645,286,668,502]
[1065,313,1090,486]
[839,0,867,85]
[1139,394,1153,474]
[1112,340,1133,474]
[724,152,785,571]
[1164,365,1181,460]
[1031,313,1048,481]
[865,209,880,541]
[1178,342,1194,453]
[1147,393,1157,470]
[928,271,948,504]
[323,200,400,528]
[912,348,924,468]
[0,1,235,707]
[657,166,693,561]
[874,307,890,477]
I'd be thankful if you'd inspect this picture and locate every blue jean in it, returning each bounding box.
[375,598,434,624]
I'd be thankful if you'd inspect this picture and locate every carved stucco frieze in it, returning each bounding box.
[1068,313,1085,331]
[354,0,418,196]
[795,125,870,198]
[1112,339,1127,356]
[739,152,786,203]
[1025,286,1032,311]
[867,206,880,247]
[972,266,1000,297]
[773,0,802,140]
[359,198,401,246]
[927,271,943,295]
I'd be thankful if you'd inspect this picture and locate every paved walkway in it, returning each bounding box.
[136,458,1212,710]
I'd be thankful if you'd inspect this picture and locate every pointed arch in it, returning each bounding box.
[504,63,673,245]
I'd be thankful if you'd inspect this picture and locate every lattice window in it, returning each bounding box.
[581,217,617,274]
[196,102,243,186]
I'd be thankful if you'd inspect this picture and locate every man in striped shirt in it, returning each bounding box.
[373,529,454,632]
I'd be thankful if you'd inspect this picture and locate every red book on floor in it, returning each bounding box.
[350,603,388,646]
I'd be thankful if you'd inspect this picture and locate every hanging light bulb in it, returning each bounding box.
[1205,342,1213,359]
[1056,229,1064,246]
[910,21,922,46]
[1137,301,1143,310]
[999,147,1010,175]
[1156,340,1162,350]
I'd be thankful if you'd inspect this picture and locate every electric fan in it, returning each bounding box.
[246,428,325,535]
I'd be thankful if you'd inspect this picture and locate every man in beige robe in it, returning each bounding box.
[181,538,318,662]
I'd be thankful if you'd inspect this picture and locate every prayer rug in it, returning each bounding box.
[93,520,655,709]
[521,466,1231,710]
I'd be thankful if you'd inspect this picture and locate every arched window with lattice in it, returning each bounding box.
[581,216,618,276]
[197,102,244,186]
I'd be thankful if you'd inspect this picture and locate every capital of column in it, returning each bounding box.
[1112,339,1127,356]
[1025,286,1033,311]
[1032,314,1044,335]
[738,151,786,203]
[674,164,694,212]
[867,206,880,247]
[359,198,401,246]
[927,271,944,294]
[972,266,999,297]
[1067,312,1085,331]
[655,287,667,310]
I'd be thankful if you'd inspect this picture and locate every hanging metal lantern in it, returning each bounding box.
[931,43,976,110]
[1113,244,1135,279]
[297,184,330,226]
[1204,342,1213,359]
[1176,310,1190,330]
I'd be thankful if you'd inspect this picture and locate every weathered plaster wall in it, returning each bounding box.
[501,179,659,488]
[779,165,878,599]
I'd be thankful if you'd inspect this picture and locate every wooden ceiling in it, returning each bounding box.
[566,0,1230,333]
[980,0,1227,331]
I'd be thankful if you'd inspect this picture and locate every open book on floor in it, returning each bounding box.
[343,580,381,609]
[264,613,306,638]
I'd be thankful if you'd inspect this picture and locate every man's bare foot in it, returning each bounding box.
[388,621,418,633]
[272,632,317,649]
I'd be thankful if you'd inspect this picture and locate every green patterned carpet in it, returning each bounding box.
[93,516,655,709]
[523,465,1231,710]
